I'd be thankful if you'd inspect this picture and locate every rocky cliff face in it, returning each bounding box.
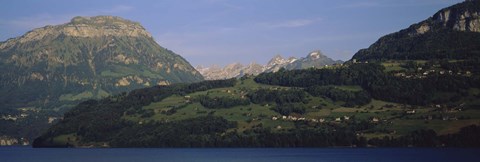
[353,0,480,61]
[0,16,151,49]
[197,51,342,80]
[241,62,265,76]
[0,16,203,110]
[409,1,480,36]
[264,55,297,73]
[433,2,480,32]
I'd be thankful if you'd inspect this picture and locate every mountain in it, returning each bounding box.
[197,51,342,80]
[197,62,270,80]
[0,16,203,142]
[352,0,480,61]
[284,51,344,70]
[195,65,224,80]
[240,62,265,76]
[263,55,297,73]
[0,15,203,109]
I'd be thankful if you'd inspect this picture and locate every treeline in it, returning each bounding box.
[247,88,307,104]
[272,103,306,115]
[367,125,480,147]
[255,63,479,105]
[109,123,480,148]
[196,95,250,109]
[306,86,371,107]
[255,64,385,87]
[47,115,364,147]
[34,112,480,148]
[33,79,237,145]
[401,59,480,74]
[109,115,362,147]
[438,59,480,73]
[110,116,237,147]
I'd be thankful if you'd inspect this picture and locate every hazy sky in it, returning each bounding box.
[1,0,463,66]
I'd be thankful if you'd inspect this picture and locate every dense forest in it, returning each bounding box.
[247,88,307,104]
[196,95,250,109]
[34,113,480,147]
[255,63,480,106]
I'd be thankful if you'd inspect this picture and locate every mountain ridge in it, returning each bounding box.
[1,16,152,49]
[352,0,480,61]
[197,51,343,80]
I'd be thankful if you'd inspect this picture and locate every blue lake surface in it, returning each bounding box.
[1,146,479,162]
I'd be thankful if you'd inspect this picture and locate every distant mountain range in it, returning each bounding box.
[197,51,343,80]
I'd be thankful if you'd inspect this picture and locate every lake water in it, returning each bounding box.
[1,146,479,162]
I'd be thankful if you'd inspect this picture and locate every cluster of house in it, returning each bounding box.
[0,136,29,146]
[421,104,463,121]
[270,115,390,123]
[271,115,353,123]
[185,89,248,102]
[222,89,247,98]
[425,115,459,121]
[0,107,42,122]
[406,110,416,114]
[440,116,459,121]
[0,113,28,121]
[184,96,191,103]
[48,116,62,124]
[352,59,368,64]
[433,104,464,112]
[1,114,64,124]
[394,68,472,79]
[0,136,18,146]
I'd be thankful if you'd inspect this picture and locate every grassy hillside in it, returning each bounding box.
[128,77,480,137]
[33,61,480,147]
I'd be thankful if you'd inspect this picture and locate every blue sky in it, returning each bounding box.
[1,0,463,66]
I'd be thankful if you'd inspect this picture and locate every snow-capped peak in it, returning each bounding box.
[308,50,324,60]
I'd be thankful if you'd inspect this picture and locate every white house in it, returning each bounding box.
[406,110,416,114]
